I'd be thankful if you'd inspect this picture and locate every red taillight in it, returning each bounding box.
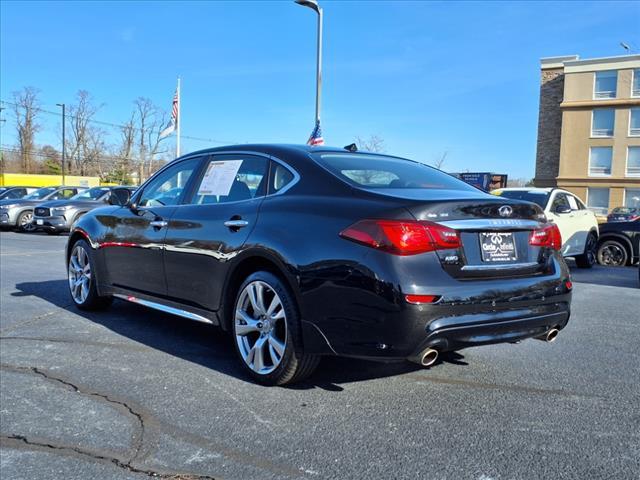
[565,280,573,291]
[529,224,562,250]
[339,219,461,255]
[405,294,441,304]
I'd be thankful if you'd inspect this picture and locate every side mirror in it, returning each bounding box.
[555,205,572,214]
[108,190,131,207]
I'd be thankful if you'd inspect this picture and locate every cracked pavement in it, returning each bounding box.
[1,231,639,479]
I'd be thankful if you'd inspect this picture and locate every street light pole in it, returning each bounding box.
[56,103,66,185]
[295,0,323,126]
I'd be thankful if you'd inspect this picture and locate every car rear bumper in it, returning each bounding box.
[33,215,70,231]
[300,255,572,360]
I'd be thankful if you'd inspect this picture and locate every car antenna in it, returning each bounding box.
[344,143,358,152]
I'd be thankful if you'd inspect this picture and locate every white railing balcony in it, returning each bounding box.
[626,166,640,177]
[630,127,640,136]
[594,90,616,99]
[592,128,613,137]
[589,166,611,176]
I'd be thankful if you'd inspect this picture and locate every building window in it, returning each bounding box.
[594,71,617,99]
[630,108,640,136]
[627,146,640,177]
[589,147,612,176]
[591,109,614,137]
[633,69,640,97]
[625,188,640,208]
[587,187,610,215]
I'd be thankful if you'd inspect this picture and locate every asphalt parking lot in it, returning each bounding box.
[0,231,638,480]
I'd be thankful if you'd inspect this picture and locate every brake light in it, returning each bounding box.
[529,224,562,250]
[339,219,460,255]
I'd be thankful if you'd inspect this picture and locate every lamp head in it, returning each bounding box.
[295,0,320,13]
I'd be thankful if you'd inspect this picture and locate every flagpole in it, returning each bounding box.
[176,76,181,158]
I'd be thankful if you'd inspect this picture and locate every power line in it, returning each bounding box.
[0,99,238,145]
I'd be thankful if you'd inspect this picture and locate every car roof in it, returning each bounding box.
[498,187,554,193]
[182,143,385,159]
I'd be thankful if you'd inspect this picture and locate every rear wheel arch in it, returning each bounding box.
[598,233,633,256]
[221,252,301,332]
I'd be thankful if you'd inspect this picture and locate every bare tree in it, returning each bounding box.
[67,90,105,175]
[356,135,385,153]
[134,97,167,180]
[11,87,40,173]
[114,112,136,184]
[433,151,448,170]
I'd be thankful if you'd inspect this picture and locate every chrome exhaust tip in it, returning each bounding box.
[536,328,559,343]
[409,348,439,367]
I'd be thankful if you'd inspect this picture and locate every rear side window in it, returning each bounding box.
[191,155,269,205]
[270,163,295,194]
[313,153,476,191]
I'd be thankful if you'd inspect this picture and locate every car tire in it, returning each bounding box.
[67,239,113,310]
[232,271,319,386]
[17,211,36,232]
[597,240,629,267]
[575,232,597,269]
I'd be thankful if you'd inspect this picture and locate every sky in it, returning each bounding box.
[1,0,639,179]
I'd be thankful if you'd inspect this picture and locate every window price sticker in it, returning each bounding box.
[197,160,243,196]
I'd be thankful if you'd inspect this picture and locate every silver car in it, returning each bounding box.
[32,186,136,234]
[0,186,85,232]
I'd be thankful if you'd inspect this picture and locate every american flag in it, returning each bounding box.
[159,88,179,139]
[306,121,324,146]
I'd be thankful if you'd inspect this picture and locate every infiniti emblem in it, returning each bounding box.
[498,205,513,217]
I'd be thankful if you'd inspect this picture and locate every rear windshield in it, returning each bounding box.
[611,207,638,214]
[497,190,550,208]
[313,153,476,191]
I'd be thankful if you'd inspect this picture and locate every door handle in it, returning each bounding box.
[150,220,168,228]
[224,219,249,229]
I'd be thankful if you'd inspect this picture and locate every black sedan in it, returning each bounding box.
[596,219,640,266]
[66,145,572,385]
[607,207,640,222]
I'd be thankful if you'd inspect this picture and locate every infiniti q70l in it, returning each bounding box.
[66,145,572,385]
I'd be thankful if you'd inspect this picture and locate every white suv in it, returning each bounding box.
[494,188,599,268]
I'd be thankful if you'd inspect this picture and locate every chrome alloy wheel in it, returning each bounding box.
[235,280,287,375]
[20,212,36,231]
[600,243,626,266]
[68,245,91,304]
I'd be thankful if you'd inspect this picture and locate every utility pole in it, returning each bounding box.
[56,103,66,185]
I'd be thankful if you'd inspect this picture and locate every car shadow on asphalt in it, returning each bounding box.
[567,261,639,289]
[12,279,468,391]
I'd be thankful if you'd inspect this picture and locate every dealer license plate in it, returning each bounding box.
[480,232,517,262]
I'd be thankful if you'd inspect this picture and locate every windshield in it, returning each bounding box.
[496,190,550,209]
[71,187,110,200]
[313,153,476,191]
[24,187,56,200]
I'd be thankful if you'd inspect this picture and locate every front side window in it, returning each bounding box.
[630,108,640,136]
[625,188,640,208]
[71,187,110,200]
[594,70,617,99]
[138,157,200,207]
[314,153,477,192]
[587,187,610,215]
[633,69,640,97]
[591,109,614,137]
[627,146,640,177]
[191,155,268,205]
[589,147,613,176]
[52,188,78,200]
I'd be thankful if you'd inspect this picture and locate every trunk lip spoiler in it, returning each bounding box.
[438,219,541,231]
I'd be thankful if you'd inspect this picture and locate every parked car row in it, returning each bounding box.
[0,185,136,234]
[493,187,640,267]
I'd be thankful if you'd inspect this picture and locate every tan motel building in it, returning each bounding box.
[535,54,640,217]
